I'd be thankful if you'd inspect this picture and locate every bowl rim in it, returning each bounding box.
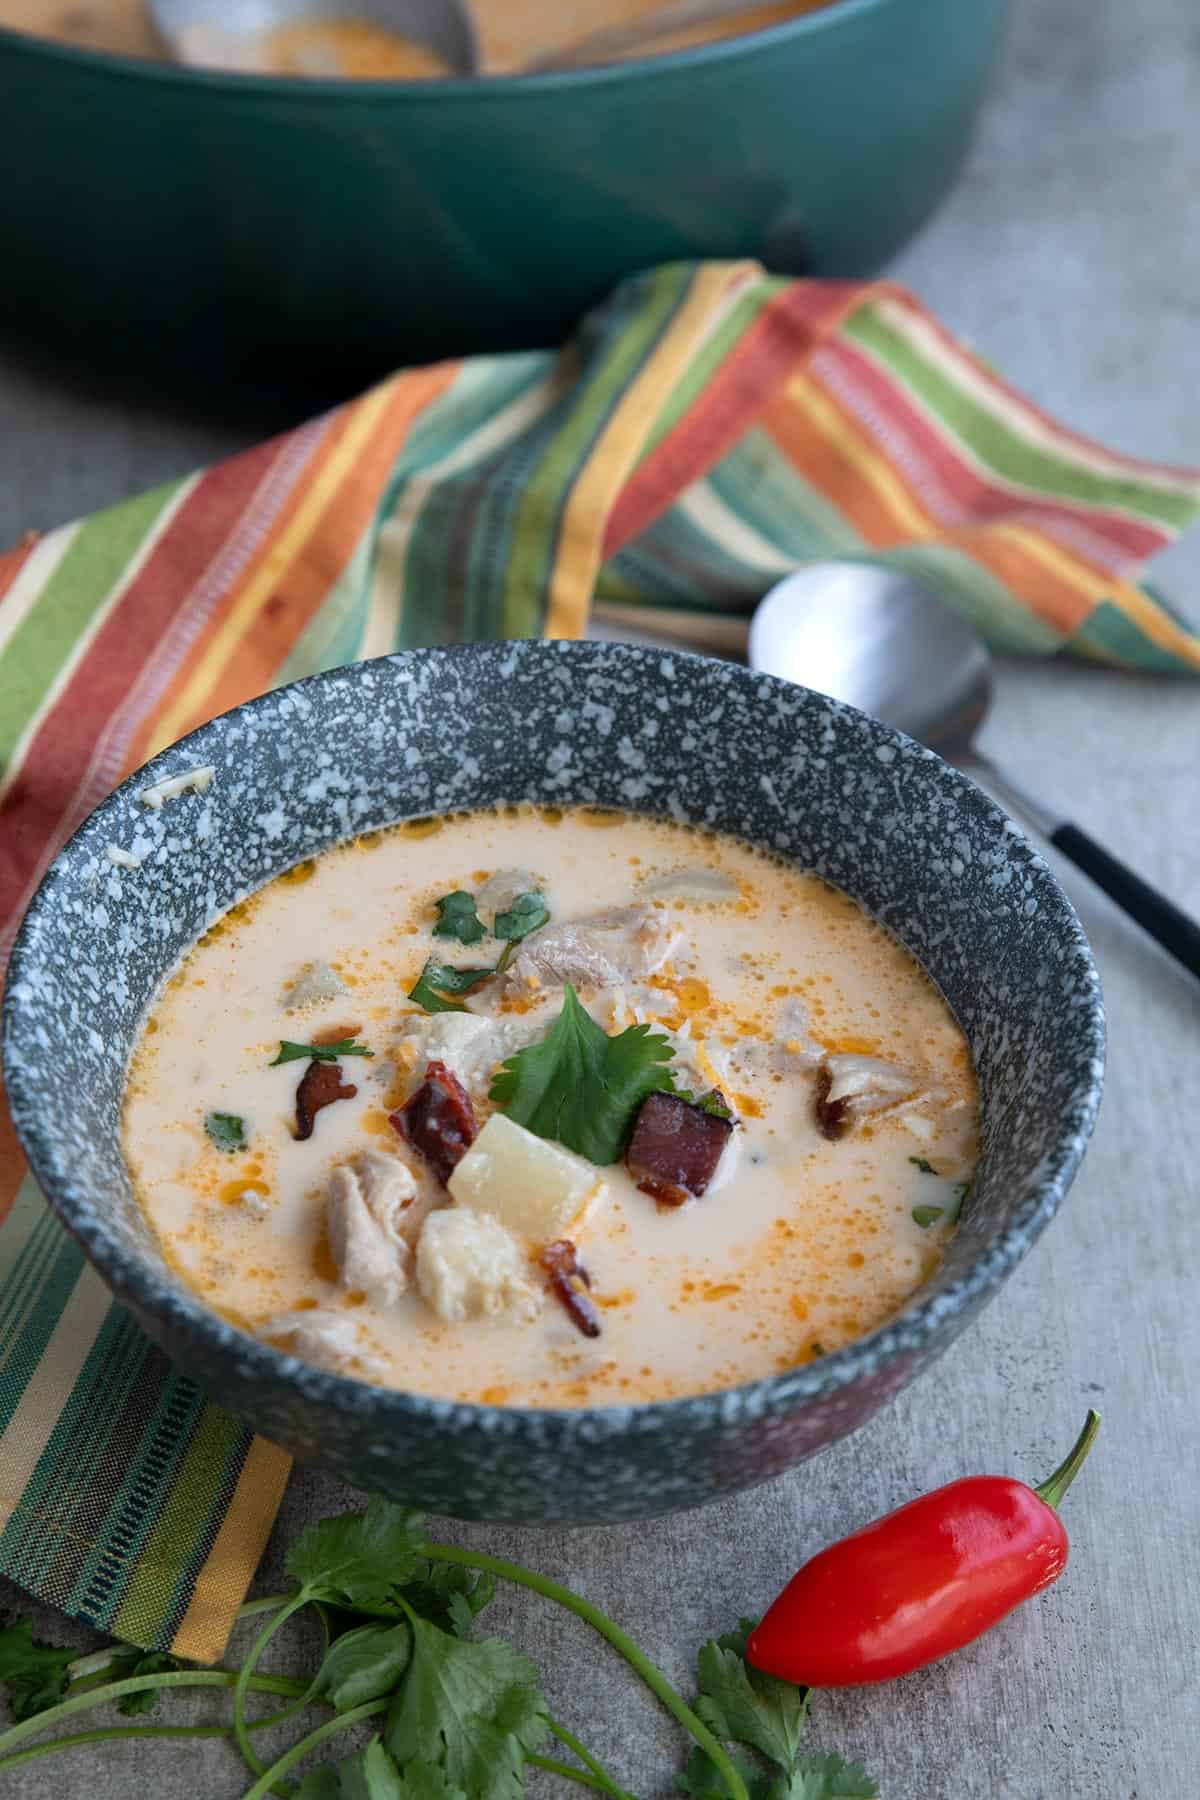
[3,640,1106,1438]
[0,0,896,100]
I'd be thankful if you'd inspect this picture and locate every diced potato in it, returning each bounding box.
[415,1208,542,1325]
[447,1113,606,1243]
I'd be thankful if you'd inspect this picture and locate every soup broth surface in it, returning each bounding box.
[124,807,977,1408]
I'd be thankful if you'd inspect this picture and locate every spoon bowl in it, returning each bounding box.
[748,561,993,755]
[749,559,1200,979]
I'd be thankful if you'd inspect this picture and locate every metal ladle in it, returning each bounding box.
[150,0,782,76]
[148,0,480,76]
[749,561,1200,979]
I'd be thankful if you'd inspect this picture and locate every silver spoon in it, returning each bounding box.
[749,561,1200,979]
[148,0,479,76]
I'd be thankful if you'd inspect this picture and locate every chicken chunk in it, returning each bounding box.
[260,1310,388,1381]
[503,906,682,996]
[815,1052,922,1139]
[415,1208,543,1325]
[448,1114,606,1243]
[326,1150,417,1307]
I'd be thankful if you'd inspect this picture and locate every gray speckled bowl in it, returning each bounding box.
[2,643,1104,1522]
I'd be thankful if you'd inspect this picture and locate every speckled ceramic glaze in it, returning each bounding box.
[2,643,1104,1523]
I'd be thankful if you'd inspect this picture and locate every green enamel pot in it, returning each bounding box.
[0,0,1007,390]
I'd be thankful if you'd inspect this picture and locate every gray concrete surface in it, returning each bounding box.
[2,0,1198,1793]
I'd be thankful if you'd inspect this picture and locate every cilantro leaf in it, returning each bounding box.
[912,1205,944,1228]
[116,1650,183,1715]
[313,1623,412,1712]
[695,1624,810,1771]
[390,1759,469,1800]
[949,1180,971,1222]
[0,1616,76,1722]
[771,1754,879,1799]
[408,961,496,1016]
[492,892,549,943]
[305,1742,469,1800]
[271,1039,374,1066]
[204,1111,247,1153]
[295,1772,341,1800]
[677,1746,767,1799]
[286,1500,427,1609]
[696,1090,733,1121]
[489,985,677,1164]
[399,1562,495,1638]
[908,1156,937,1175]
[384,1615,548,1800]
[320,1742,468,1800]
[433,893,486,947]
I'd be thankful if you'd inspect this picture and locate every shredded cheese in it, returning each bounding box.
[138,765,216,810]
[104,845,144,870]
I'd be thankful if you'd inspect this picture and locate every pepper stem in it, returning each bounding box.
[1034,1409,1101,1509]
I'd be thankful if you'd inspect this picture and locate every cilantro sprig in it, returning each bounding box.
[270,1038,374,1066]
[205,1111,247,1153]
[681,1620,878,1800]
[407,961,497,1015]
[434,891,487,946]
[0,1500,876,1800]
[490,984,678,1164]
[411,887,550,1014]
[493,891,549,942]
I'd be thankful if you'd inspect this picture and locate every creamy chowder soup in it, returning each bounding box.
[123,807,978,1408]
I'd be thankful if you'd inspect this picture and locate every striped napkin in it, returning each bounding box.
[2,260,1198,1663]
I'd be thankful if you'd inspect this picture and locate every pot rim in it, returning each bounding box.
[0,0,904,102]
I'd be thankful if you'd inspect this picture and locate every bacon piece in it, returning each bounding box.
[626,1091,733,1205]
[390,1059,477,1186]
[814,1062,850,1141]
[539,1239,601,1339]
[294,1060,358,1141]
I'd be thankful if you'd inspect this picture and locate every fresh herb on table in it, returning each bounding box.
[491,984,678,1164]
[205,1112,248,1153]
[0,1618,76,1722]
[407,961,499,1015]
[433,892,488,947]
[0,1500,876,1800]
[271,1039,375,1066]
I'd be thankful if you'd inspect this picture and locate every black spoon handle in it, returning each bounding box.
[1049,822,1200,978]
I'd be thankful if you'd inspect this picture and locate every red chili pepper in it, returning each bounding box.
[747,1409,1100,1688]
